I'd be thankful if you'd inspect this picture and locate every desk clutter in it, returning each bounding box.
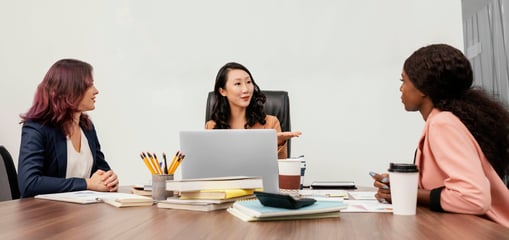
[157,176,262,211]
[227,198,347,222]
[139,151,185,175]
[34,190,154,208]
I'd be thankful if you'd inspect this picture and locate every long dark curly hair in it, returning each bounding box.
[404,44,509,180]
[211,62,267,129]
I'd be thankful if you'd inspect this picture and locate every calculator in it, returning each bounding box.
[254,191,316,209]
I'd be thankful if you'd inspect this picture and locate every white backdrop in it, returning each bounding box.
[0,0,463,187]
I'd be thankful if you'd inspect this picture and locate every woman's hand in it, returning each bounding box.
[369,171,391,203]
[86,169,119,192]
[101,170,119,192]
[277,131,302,142]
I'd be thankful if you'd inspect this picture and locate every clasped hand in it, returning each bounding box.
[86,169,119,192]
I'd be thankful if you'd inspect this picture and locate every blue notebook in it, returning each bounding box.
[229,199,347,218]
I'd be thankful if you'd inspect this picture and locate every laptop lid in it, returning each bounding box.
[179,129,279,193]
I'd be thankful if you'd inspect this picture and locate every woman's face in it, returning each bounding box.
[219,69,254,109]
[400,70,426,112]
[78,83,99,112]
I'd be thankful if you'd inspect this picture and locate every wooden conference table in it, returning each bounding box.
[1,190,508,239]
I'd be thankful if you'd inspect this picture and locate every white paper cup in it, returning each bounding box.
[278,159,301,195]
[388,163,419,215]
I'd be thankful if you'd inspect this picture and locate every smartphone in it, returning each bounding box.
[254,191,316,209]
[310,181,357,189]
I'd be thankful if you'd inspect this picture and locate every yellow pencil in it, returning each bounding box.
[147,152,162,174]
[153,153,163,174]
[140,153,155,174]
[169,153,185,174]
[167,151,179,174]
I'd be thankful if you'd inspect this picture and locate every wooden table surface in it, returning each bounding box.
[1,195,508,240]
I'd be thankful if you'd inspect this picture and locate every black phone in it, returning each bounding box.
[254,191,316,209]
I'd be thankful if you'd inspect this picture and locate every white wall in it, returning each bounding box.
[0,0,463,187]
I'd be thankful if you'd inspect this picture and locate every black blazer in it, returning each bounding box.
[17,120,111,197]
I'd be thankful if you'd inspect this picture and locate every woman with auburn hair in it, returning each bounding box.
[206,62,301,159]
[18,59,119,197]
[371,44,509,227]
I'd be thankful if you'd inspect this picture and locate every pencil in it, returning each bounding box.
[153,153,162,174]
[147,152,162,174]
[167,151,179,174]
[169,153,185,174]
[140,152,155,174]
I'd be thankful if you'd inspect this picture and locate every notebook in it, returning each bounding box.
[179,129,279,193]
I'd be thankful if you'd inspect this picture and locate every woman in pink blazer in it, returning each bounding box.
[372,44,509,227]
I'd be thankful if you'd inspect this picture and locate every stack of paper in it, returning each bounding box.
[158,176,261,211]
[130,184,152,196]
[165,176,263,192]
[227,199,347,222]
[35,190,154,208]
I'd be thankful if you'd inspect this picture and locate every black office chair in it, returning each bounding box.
[504,169,509,189]
[205,90,292,156]
[0,145,20,200]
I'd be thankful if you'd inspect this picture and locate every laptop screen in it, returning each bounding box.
[179,129,279,193]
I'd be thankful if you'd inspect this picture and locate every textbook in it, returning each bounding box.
[130,185,152,196]
[35,190,154,207]
[227,207,341,222]
[161,195,255,205]
[166,176,264,192]
[227,199,347,222]
[179,189,256,200]
[157,200,233,212]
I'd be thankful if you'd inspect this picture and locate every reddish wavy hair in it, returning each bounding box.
[20,59,94,135]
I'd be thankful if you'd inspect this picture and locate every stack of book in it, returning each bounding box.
[130,184,152,196]
[157,176,262,211]
[35,190,154,208]
[227,198,348,222]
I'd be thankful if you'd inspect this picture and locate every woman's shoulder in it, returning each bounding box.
[22,120,49,131]
[265,114,280,123]
[205,120,216,129]
[428,109,462,125]
[427,109,469,133]
[264,115,281,127]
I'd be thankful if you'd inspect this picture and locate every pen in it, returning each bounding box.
[163,152,168,174]
[140,152,156,174]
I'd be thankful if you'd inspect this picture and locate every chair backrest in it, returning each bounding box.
[0,145,20,200]
[205,90,291,156]
[504,169,509,189]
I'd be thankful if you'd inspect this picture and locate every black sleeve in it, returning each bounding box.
[429,186,445,212]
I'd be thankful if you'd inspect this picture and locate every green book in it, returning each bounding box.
[227,199,347,221]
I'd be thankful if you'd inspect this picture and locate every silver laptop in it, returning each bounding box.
[179,129,279,193]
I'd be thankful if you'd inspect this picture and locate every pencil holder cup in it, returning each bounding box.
[152,174,174,201]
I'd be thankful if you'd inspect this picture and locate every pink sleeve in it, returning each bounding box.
[427,116,491,214]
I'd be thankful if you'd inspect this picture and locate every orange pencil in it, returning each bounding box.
[140,153,155,174]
